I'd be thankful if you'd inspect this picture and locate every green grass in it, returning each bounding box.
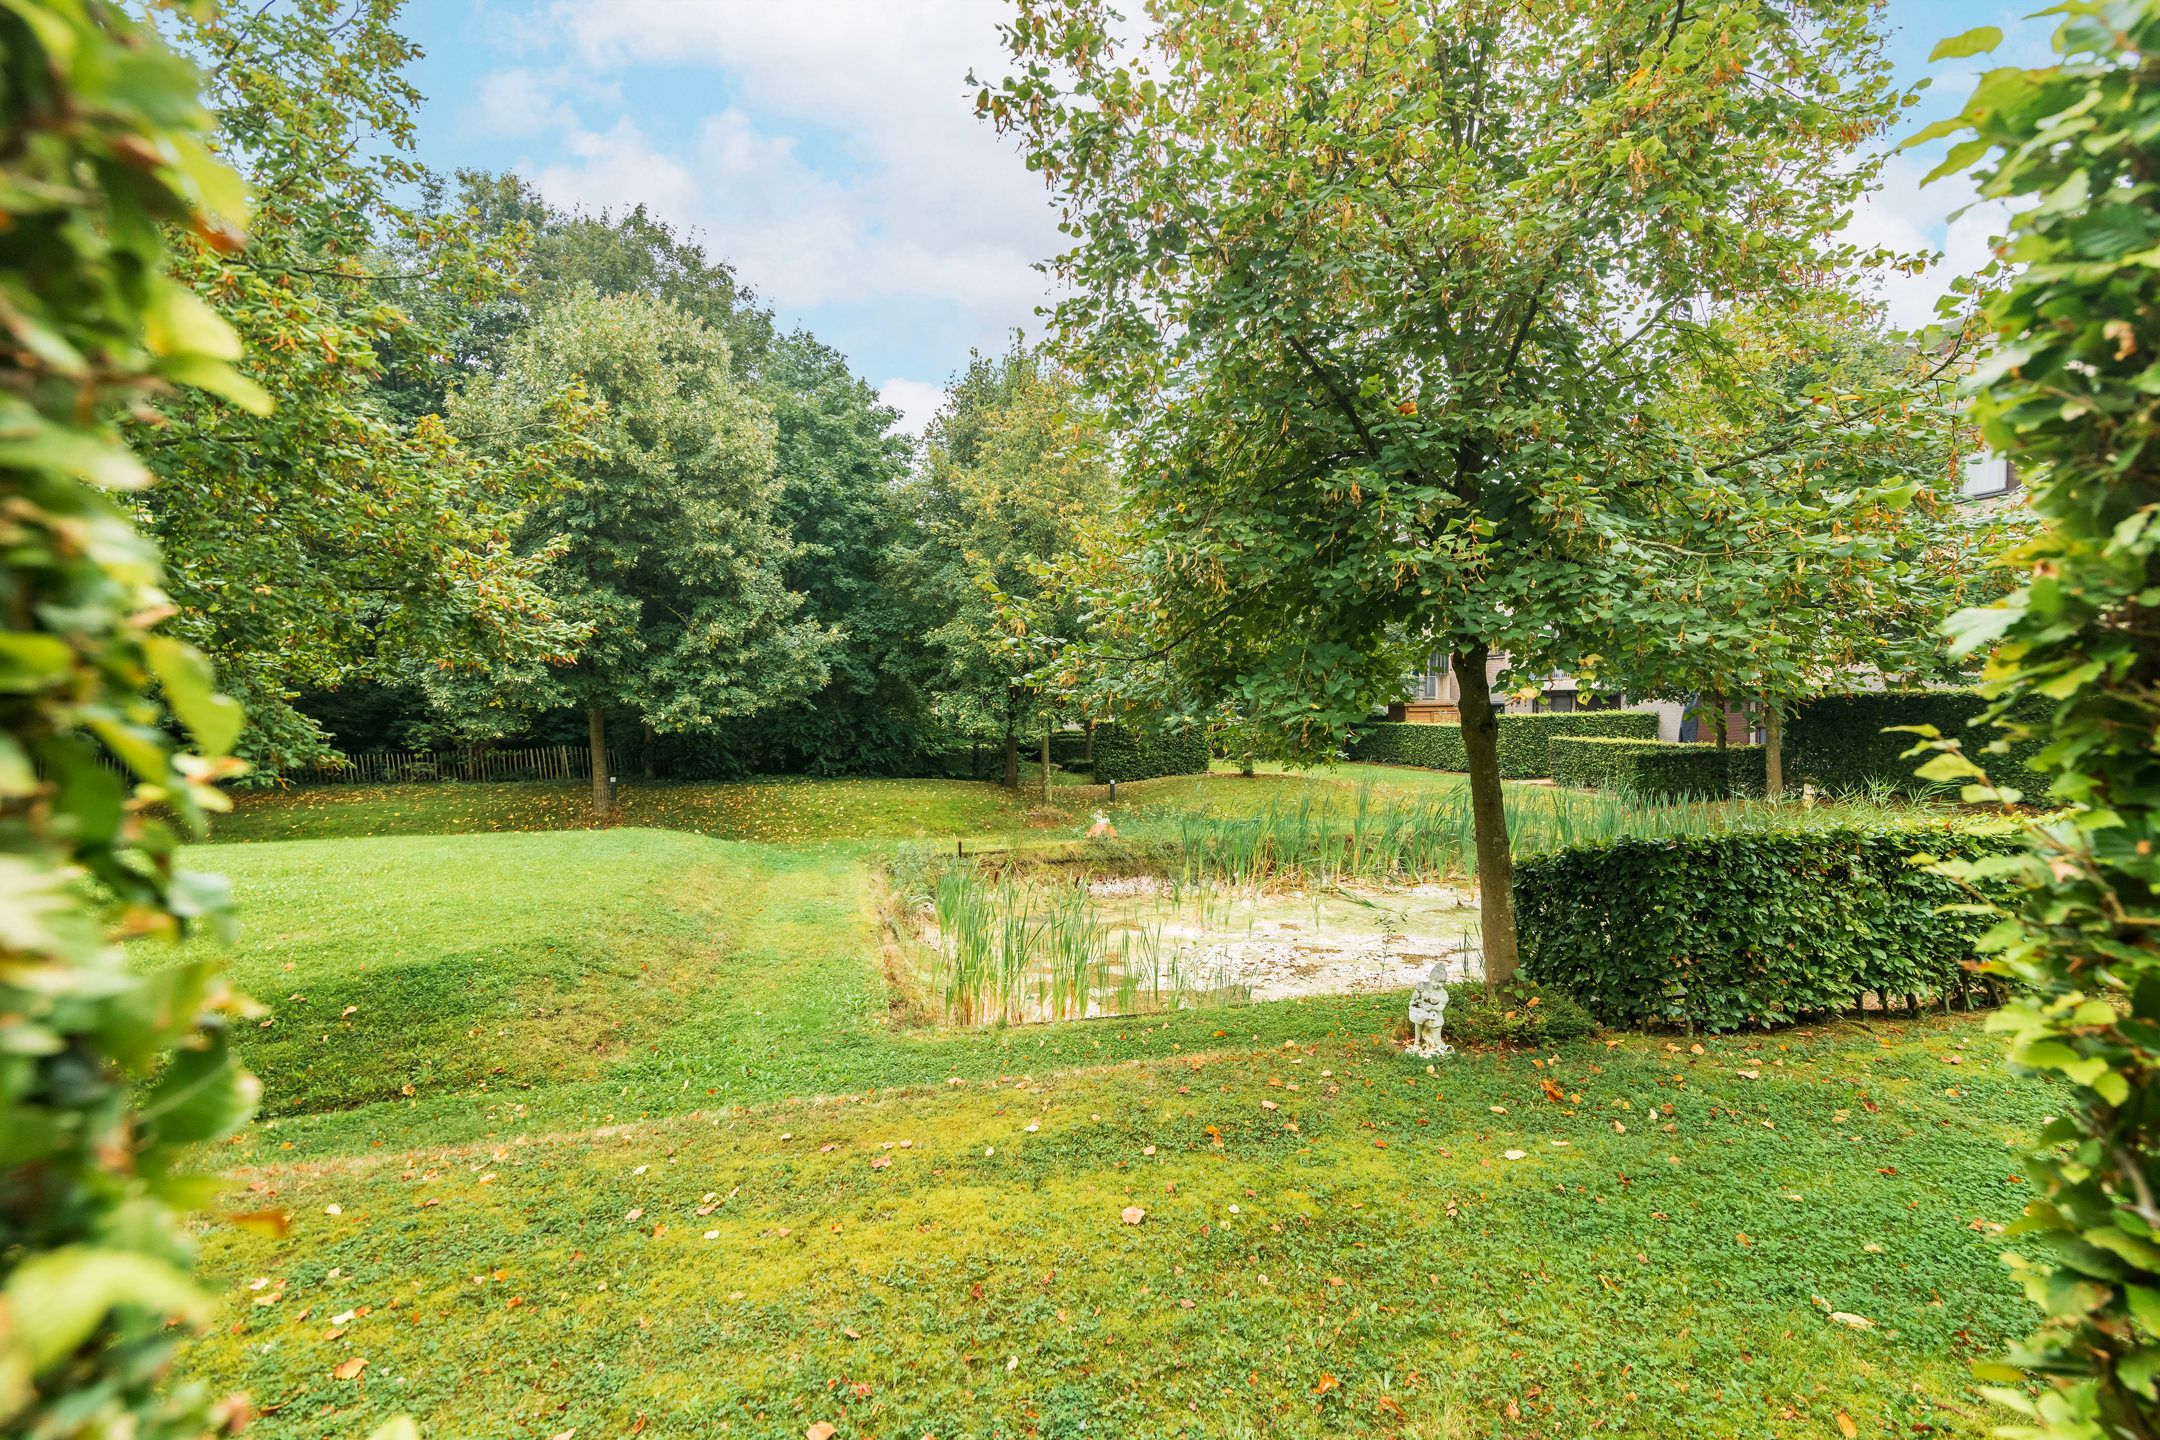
[210,775,1046,845]
[154,774,2044,1438]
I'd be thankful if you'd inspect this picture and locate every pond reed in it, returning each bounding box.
[907,782,1930,1026]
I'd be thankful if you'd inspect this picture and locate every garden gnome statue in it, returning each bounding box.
[1406,962,1452,1058]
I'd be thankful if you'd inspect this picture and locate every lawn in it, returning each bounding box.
[206,776,1051,845]
[160,773,2043,1439]
[203,765,1495,847]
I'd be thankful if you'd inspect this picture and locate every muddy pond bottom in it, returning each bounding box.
[914,876,1486,1023]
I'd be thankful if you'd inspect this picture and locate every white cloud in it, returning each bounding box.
[1842,149,2013,331]
[465,67,575,139]
[878,377,947,437]
[473,0,1062,374]
[524,115,700,219]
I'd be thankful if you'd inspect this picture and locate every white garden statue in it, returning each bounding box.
[1406,962,1452,1058]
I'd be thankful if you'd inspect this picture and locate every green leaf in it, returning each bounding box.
[142,283,241,361]
[1929,26,2002,62]
[4,1248,205,1370]
[0,425,152,490]
[157,353,273,416]
[0,634,75,694]
[138,1036,257,1146]
[143,634,242,755]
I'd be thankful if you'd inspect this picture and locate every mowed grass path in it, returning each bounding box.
[160,776,2044,1438]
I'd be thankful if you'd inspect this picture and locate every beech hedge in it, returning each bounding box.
[1784,690,2044,796]
[1514,822,2018,1031]
[1092,724,1210,784]
[1347,711,1657,778]
[1549,736,1766,799]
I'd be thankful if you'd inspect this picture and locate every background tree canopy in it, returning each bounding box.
[438,288,830,809]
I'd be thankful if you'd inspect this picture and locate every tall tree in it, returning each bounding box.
[378,171,773,423]
[138,1,586,773]
[1607,305,2002,794]
[755,330,930,772]
[388,175,928,778]
[904,346,1114,787]
[985,0,1912,979]
[0,3,259,1431]
[1921,11,2160,1437]
[441,290,829,813]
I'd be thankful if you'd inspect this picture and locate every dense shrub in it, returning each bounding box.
[1349,711,1657,778]
[1048,730,1093,769]
[1928,17,2160,1426]
[1349,721,1468,769]
[1092,725,1211,783]
[0,5,262,1432]
[1550,737,1766,799]
[1514,822,2018,1031]
[1442,983,1599,1048]
[1784,690,2043,797]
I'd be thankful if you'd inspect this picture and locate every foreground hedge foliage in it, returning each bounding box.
[1349,711,1656,778]
[1550,736,1766,798]
[1515,822,2017,1031]
[0,4,263,1433]
[1091,725,1210,784]
[1784,690,2042,796]
[1925,13,2160,1429]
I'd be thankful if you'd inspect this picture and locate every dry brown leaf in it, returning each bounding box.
[331,1357,367,1381]
[1836,1412,1858,1438]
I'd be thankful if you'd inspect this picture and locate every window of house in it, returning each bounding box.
[1413,652,1448,701]
[1961,453,2016,498]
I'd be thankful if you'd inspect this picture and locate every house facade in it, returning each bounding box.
[1386,653,1694,741]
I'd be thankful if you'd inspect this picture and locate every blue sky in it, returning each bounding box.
[394,0,2053,433]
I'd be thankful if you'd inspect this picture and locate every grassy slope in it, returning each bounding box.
[207,775,1048,845]
[206,767,1488,847]
[167,775,2042,1439]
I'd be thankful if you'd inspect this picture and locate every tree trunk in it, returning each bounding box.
[1713,692,1729,751]
[1084,719,1095,764]
[1764,700,1784,799]
[1003,730,1019,790]
[641,721,656,780]
[1454,644,1518,989]
[1040,724,1052,807]
[588,703,611,817]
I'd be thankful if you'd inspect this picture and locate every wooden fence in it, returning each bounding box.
[284,745,616,786]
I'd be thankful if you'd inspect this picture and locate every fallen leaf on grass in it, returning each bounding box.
[807,1424,837,1440]
[1503,1150,1527,1161]
[1121,1206,1145,1225]
[1313,1373,1339,1395]
[332,1357,367,1381]
[1836,1412,1858,1438]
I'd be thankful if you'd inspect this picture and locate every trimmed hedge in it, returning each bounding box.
[1515,822,2018,1031]
[1348,711,1658,779]
[1550,736,1766,799]
[1092,725,1210,784]
[1784,690,2044,796]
